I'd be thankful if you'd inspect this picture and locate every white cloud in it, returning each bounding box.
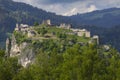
[87,5,97,12]
[13,0,120,16]
[63,8,78,16]
[63,5,97,16]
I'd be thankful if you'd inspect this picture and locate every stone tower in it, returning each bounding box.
[46,19,51,25]
[15,23,20,31]
[93,35,99,45]
[42,19,51,25]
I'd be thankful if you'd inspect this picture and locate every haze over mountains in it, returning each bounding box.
[70,8,120,27]
[0,0,120,50]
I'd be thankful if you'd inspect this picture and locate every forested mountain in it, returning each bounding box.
[70,8,120,28]
[100,26,120,51]
[0,0,71,26]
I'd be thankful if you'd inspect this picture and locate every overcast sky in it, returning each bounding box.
[13,0,120,16]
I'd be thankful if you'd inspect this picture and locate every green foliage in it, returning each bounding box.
[1,40,120,80]
[56,32,67,39]
[34,22,39,26]
[13,31,28,44]
[25,43,120,80]
[0,52,21,80]
[37,27,48,36]
[13,68,34,80]
[0,49,5,58]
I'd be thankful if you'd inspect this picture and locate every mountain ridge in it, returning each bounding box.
[70,7,120,27]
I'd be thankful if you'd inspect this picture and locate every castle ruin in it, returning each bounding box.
[77,29,91,38]
[59,23,71,29]
[15,23,29,32]
[42,19,51,25]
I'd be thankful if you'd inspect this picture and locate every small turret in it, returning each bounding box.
[93,35,99,45]
[16,23,19,28]
[15,23,20,31]
[42,19,51,26]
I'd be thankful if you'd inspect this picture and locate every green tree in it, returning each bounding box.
[34,22,39,26]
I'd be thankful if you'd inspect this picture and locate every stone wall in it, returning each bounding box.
[77,31,91,38]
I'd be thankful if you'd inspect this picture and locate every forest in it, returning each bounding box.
[0,40,120,80]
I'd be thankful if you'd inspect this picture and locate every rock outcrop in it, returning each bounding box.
[5,38,11,57]
[6,34,35,67]
[10,34,20,57]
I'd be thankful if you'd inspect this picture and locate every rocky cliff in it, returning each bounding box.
[6,34,35,67]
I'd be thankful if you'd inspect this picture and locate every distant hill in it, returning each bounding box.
[0,0,72,28]
[70,8,120,27]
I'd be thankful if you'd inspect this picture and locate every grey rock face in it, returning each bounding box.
[6,34,35,67]
[18,47,35,67]
[5,38,10,57]
[10,34,21,57]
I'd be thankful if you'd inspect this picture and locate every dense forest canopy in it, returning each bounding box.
[0,43,120,80]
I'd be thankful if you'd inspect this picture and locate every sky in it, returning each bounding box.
[13,0,120,16]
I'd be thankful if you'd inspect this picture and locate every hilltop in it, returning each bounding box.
[0,21,120,80]
[6,21,99,67]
